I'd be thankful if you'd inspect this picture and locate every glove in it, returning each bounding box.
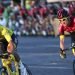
[60,48,66,59]
[2,53,9,59]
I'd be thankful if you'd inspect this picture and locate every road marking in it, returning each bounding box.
[18,45,59,49]
[20,53,59,56]
[29,65,72,69]
[18,44,70,49]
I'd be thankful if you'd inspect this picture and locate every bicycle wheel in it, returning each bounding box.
[0,67,8,75]
[73,59,75,75]
[22,63,32,75]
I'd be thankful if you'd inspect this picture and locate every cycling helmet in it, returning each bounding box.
[57,9,69,19]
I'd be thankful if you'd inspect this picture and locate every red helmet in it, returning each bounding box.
[57,9,69,19]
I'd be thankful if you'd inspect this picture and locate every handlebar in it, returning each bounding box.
[64,47,72,51]
[0,53,9,59]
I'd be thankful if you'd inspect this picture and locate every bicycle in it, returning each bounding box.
[63,47,75,75]
[0,53,32,75]
[72,47,75,75]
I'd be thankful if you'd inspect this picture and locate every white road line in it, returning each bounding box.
[18,45,59,49]
[20,53,59,56]
[29,65,72,69]
[27,45,59,47]
[18,44,70,49]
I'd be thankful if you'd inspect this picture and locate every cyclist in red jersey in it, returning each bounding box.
[57,8,75,58]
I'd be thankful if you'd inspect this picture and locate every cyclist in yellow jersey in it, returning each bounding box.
[0,25,20,68]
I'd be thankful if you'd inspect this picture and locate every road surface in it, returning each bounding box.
[17,36,74,75]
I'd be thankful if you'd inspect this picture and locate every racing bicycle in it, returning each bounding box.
[63,47,75,75]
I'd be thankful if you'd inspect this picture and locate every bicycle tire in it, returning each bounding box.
[0,67,8,75]
[73,59,75,75]
[23,63,32,75]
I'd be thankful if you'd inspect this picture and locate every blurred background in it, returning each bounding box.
[0,0,75,37]
[0,1,75,75]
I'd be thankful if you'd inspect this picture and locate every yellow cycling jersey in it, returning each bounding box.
[0,25,13,42]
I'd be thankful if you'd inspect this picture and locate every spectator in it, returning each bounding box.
[0,15,7,26]
[8,13,21,36]
[0,3,4,16]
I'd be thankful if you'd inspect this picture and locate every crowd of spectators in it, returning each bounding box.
[0,0,75,36]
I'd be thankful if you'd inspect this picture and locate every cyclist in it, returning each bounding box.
[57,8,75,58]
[0,25,20,70]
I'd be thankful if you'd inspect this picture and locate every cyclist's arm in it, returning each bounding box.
[58,23,65,50]
[7,40,14,53]
[2,28,14,53]
[59,35,65,50]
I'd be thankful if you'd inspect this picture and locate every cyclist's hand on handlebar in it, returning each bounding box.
[60,48,66,59]
[2,53,9,59]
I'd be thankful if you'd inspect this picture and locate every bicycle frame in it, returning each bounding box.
[0,53,20,75]
[64,47,72,51]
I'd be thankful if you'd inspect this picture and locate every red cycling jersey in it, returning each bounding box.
[59,17,75,35]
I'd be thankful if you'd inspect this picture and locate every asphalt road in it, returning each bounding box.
[17,36,75,75]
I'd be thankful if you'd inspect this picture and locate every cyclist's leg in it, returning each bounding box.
[72,43,75,56]
[70,32,75,56]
